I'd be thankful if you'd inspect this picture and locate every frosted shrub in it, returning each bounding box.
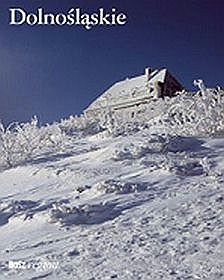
[160,88,224,136]
[0,117,70,168]
[193,79,208,96]
[0,117,40,167]
[59,114,102,137]
[93,179,147,195]
[110,120,146,137]
[101,86,224,137]
[0,122,17,168]
[100,107,120,135]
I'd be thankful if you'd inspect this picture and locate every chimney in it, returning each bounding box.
[145,67,152,81]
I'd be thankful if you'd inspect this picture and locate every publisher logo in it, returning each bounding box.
[8,259,59,272]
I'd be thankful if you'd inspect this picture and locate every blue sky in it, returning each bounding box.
[0,0,223,125]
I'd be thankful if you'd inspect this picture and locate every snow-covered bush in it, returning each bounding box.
[98,107,117,134]
[157,88,224,136]
[59,114,102,137]
[0,117,40,167]
[50,201,119,225]
[94,86,224,138]
[93,179,147,195]
[0,117,70,168]
[1,84,223,169]
[39,123,70,153]
[193,79,208,96]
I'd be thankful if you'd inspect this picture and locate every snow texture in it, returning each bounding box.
[0,83,224,279]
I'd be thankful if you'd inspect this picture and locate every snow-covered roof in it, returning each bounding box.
[86,69,167,111]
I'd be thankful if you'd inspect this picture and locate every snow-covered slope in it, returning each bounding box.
[0,133,224,279]
[0,88,224,280]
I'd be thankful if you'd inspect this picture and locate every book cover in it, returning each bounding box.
[0,1,223,279]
